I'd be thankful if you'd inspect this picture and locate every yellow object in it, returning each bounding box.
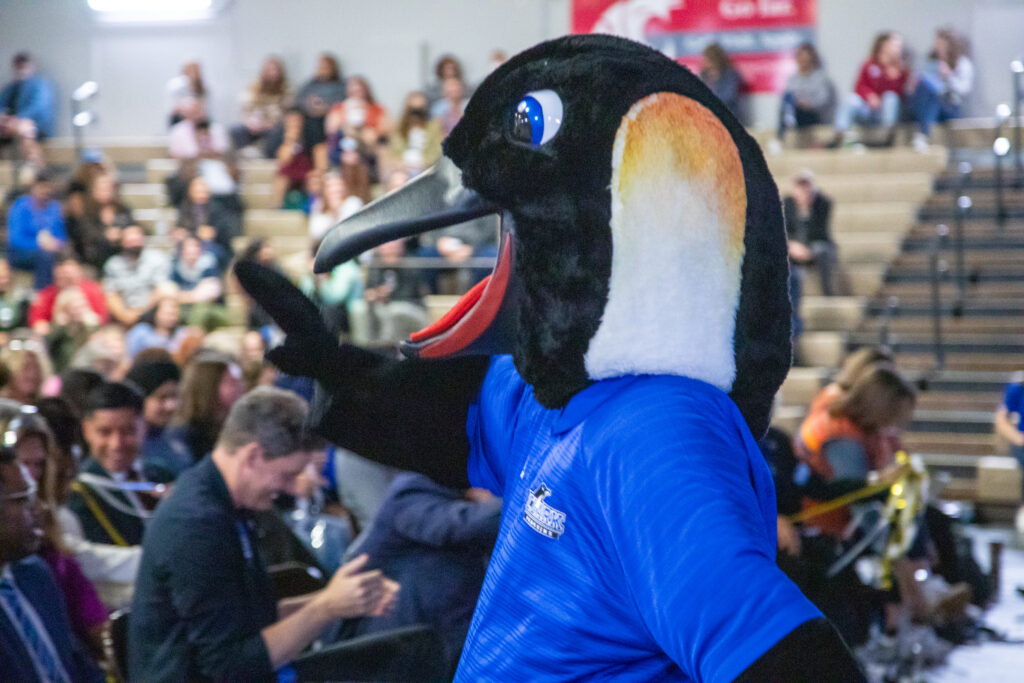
[70,481,129,547]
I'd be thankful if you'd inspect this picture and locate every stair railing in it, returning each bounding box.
[928,225,949,370]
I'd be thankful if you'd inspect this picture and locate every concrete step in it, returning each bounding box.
[804,264,886,297]
[766,147,947,178]
[892,352,1024,374]
[776,366,830,408]
[903,432,997,457]
[242,209,307,238]
[832,202,918,234]
[914,391,1002,412]
[121,182,275,210]
[813,172,934,204]
[40,137,170,165]
[145,158,278,185]
[834,233,903,263]
[800,296,865,331]
[795,331,846,367]
[860,317,1024,335]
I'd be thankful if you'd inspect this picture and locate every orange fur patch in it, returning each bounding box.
[615,93,746,253]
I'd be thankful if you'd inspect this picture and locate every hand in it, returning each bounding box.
[104,225,122,244]
[788,240,812,262]
[316,554,396,619]
[777,516,802,556]
[866,93,881,110]
[197,224,216,242]
[465,487,496,504]
[37,231,60,252]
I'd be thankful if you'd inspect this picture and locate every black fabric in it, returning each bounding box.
[734,617,866,682]
[442,34,791,431]
[293,625,446,682]
[783,194,833,246]
[235,261,489,489]
[758,426,802,516]
[66,458,146,546]
[128,456,277,682]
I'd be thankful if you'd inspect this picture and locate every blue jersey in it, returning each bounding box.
[457,356,821,682]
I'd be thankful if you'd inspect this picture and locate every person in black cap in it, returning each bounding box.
[124,360,181,482]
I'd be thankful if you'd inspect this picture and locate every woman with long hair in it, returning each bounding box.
[232,55,293,151]
[325,75,392,154]
[154,352,244,479]
[911,28,973,151]
[831,31,908,146]
[0,336,51,403]
[699,43,745,120]
[389,90,443,175]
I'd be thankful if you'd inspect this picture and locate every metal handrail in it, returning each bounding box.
[928,225,948,370]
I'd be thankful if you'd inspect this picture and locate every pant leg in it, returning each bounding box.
[8,247,55,290]
[912,78,943,134]
[778,92,798,139]
[880,91,902,128]
[811,242,836,296]
[834,93,867,132]
[789,265,804,342]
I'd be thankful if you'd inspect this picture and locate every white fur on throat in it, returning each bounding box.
[583,94,745,391]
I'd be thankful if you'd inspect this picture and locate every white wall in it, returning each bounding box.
[0,0,1020,140]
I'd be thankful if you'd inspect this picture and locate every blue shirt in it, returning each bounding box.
[0,75,56,137]
[457,356,821,682]
[6,195,66,253]
[1004,375,1024,416]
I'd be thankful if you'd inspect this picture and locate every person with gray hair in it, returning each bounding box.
[129,386,403,681]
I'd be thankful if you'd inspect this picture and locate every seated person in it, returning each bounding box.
[0,450,104,682]
[783,170,835,340]
[125,291,191,358]
[6,169,65,290]
[231,55,292,153]
[28,252,108,336]
[1,406,110,657]
[171,235,227,330]
[65,173,133,272]
[67,382,158,548]
[168,98,229,160]
[45,285,104,372]
[129,387,401,682]
[431,76,468,137]
[364,237,427,346]
[271,107,315,208]
[911,28,974,151]
[832,32,908,146]
[291,53,346,150]
[341,473,501,677]
[324,75,392,160]
[0,257,31,334]
[776,43,834,147]
[102,224,173,327]
[166,60,207,127]
[0,52,54,167]
[698,43,745,122]
[308,171,364,243]
[125,358,180,465]
[389,91,443,175]
[176,176,242,257]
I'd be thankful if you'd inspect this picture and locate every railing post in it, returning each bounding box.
[1011,60,1023,188]
[929,225,948,370]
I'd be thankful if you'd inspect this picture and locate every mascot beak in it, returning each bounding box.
[314,156,517,361]
[315,156,499,272]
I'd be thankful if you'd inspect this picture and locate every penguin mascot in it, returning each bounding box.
[237,35,865,681]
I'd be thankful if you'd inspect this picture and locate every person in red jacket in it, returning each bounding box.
[28,253,108,335]
[831,31,908,146]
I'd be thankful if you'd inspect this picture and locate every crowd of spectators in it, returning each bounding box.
[0,26,998,679]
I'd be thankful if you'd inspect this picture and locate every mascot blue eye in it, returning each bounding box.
[511,90,563,147]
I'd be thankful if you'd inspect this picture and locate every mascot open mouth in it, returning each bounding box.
[315,157,514,359]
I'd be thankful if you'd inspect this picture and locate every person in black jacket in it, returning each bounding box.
[784,169,836,297]
[340,472,502,677]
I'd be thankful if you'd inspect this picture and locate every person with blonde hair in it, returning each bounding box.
[0,335,51,403]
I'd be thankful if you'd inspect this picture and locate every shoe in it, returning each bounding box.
[912,132,930,153]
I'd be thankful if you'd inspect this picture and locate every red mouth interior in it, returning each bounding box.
[408,239,511,358]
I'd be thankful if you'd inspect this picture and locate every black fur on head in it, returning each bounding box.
[443,34,790,437]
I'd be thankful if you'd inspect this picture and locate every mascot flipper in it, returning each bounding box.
[238,34,864,682]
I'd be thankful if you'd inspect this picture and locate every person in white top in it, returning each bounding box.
[911,28,974,151]
[309,172,364,244]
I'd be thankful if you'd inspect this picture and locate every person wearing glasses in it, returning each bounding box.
[0,448,105,682]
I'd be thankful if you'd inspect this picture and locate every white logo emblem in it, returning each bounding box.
[524,484,566,539]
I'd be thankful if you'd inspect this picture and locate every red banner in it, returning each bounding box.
[572,0,818,93]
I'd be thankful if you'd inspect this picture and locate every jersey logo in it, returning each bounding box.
[524,484,566,539]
